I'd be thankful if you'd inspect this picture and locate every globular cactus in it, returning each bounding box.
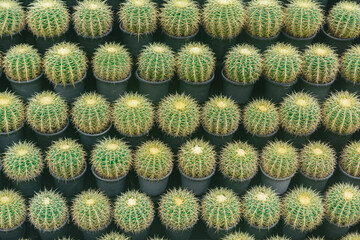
[114,190,155,233]
[46,138,86,180]
[99,232,130,240]
[177,42,215,83]
[26,91,68,134]
[341,141,360,177]
[341,45,360,84]
[342,232,360,240]
[0,0,25,36]
[113,93,154,136]
[0,189,26,230]
[44,42,87,85]
[322,91,360,134]
[71,92,111,134]
[178,138,216,178]
[157,93,200,137]
[158,188,199,230]
[29,190,68,231]
[72,189,112,231]
[92,43,132,82]
[222,232,255,240]
[201,96,240,135]
[267,236,291,240]
[91,137,132,179]
[27,0,70,38]
[264,43,302,83]
[0,91,24,133]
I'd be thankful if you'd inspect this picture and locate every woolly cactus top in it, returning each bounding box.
[341,141,360,177]
[0,189,26,230]
[99,232,130,240]
[222,232,255,240]
[0,91,24,133]
[341,45,360,83]
[0,0,25,36]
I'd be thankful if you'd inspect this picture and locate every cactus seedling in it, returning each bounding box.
[0,0,25,36]
[222,232,255,240]
[341,45,360,84]
[0,91,24,133]
[341,141,360,177]
[0,189,26,230]
[99,232,130,240]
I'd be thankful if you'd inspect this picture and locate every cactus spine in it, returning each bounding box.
[0,189,26,230]
[222,232,255,240]
[341,141,360,177]
[341,45,360,83]
[0,0,25,36]
[99,232,130,240]
[0,91,24,133]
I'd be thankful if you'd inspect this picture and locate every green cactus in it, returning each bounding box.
[0,0,25,36]
[261,141,298,179]
[222,232,255,240]
[113,93,154,136]
[322,91,360,134]
[72,189,112,231]
[341,45,360,84]
[342,232,360,240]
[325,183,360,227]
[0,189,26,230]
[92,43,132,82]
[0,91,24,133]
[98,232,130,240]
[46,138,86,180]
[327,1,360,39]
[341,141,360,177]
[264,43,302,83]
[114,190,155,233]
[157,93,200,137]
[29,190,68,231]
[266,236,291,240]
[90,137,132,179]
[26,91,68,134]
[44,42,87,85]
[27,0,70,38]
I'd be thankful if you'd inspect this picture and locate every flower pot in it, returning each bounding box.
[121,128,151,149]
[207,224,237,240]
[339,75,360,94]
[0,220,26,240]
[244,221,278,239]
[297,77,335,102]
[37,216,68,240]
[263,76,298,103]
[203,126,238,151]
[280,129,315,148]
[163,29,199,51]
[280,31,316,51]
[33,118,69,149]
[165,225,194,240]
[52,72,86,103]
[77,124,112,151]
[322,129,353,151]
[0,32,22,52]
[0,123,24,152]
[320,25,355,54]
[247,128,279,149]
[92,166,127,197]
[244,30,280,52]
[127,226,151,240]
[260,166,295,195]
[297,170,334,192]
[7,72,44,101]
[205,31,237,61]
[320,218,350,240]
[222,173,254,196]
[76,26,113,57]
[35,34,67,54]
[179,72,214,103]
[138,168,172,196]
[179,167,215,196]
[119,24,154,57]
[282,224,308,240]
[94,71,131,102]
[81,219,112,240]
[338,162,360,186]
[13,175,42,197]
[163,133,189,152]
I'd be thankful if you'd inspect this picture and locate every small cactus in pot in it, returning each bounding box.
[0,189,26,234]
[340,141,360,183]
[99,232,130,240]
[0,0,25,37]
[222,232,255,240]
[340,45,360,89]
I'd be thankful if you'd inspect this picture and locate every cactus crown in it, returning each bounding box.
[159,188,199,230]
[157,93,200,137]
[342,233,360,240]
[0,0,25,36]
[119,0,157,34]
[302,44,339,84]
[92,42,132,82]
[341,45,360,83]
[0,189,26,230]
[283,187,324,231]
[222,232,255,240]
[27,0,69,38]
[91,137,132,179]
[114,190,155,233]
[202,96,240,135]
[160,0,200,37]
[202,188,241,230]
[264,43,302,83]
[328,1,360,39]
[224,44,262,84]
[72,190,111,231]
[177,42,215,83]
[0,91,24,133]
[46,138,86,179]
[178,138,216,178]
[322,91,360,134]
[26,91,68,134]
[341,141,360,177]
[29,190,68,231]
[99,232,130,240]
[113,93,154,136]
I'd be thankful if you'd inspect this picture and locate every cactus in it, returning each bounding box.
[29,190,68,231]
[90,137,132,179]
[2,141,43,182]
[246,0,283,38]
[92,43,132,82]
[341,141,360,177]
[26,91,68,134]
[242,186,281,228]
[114,190,155,233]
[158,188,199,230]
[3,44,42,81]
[264,43,302,83]
[138,43,175,82]
[27,0,70,38]
[279,92,321,136]
[282,187,324,231]
[113,93,154,136]
[341,45,360,84]
[201,187,241,230]
[157,93,200,137]
[148,237,168,240]
[99,232,130,240]
[0,189,26,230]
[44,42,87,85]
[342,232,360,240]
[222,232,255,240]
[302,44,339,84]
[267,236,291,240]
[327,1,360,39]
[46,138,86,179]
[202,0,245,39]
[160,0,200,37]
[71,92,111,134]
[0,0,25,36]
[261,141,298,179]
[177,42,215,83]
[0,91,24,133]
[284,0,324,38]
[72,189,112,231]
[118,0,157,34]
[178,138,216,178]
[322,91,360,134]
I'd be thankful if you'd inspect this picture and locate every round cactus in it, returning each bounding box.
[0,189,26,230]
[44,42,87,85]
[92,43,132,82]
[158,188,199,230]
[29,190,68,231]
[0,0,25,36]
[0,91,24,133]
[99,232,130,240]
[341,45,360,84]
[341,141,360,177]
[113,93,154,136]
[342,232,360,240]
[157,93,200,137]
[27,0,70,38]
[222,232,255,240]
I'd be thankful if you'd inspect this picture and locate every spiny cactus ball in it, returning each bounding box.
[0,189,26,230]
[341,45,360,84]
[342,232,360,240]
[0,0,25,36]
[0,91,24,133]
[99,232,130,240]
[341,141,360,177]
[222,232,255,240]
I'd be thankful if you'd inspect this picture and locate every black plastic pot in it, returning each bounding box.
[280,31,316,51]
[298,77,335,102]
[260,166,295,195]
[81,219,111,240]
[281,129,314,148]
[33,118,69,149]
[263,76,298,103]
[37,216,68,240]
[247,128,279,149]
[0,220,26,240]
[166,225,194,240]
[340,75,360,94]
[136,70,171,104]
[128,225,151,240]
[76,26,113,57]
[322,129,353,151]
[138,168,172,196]
[35,34,67,54]
[205,31,237,61]
[207,224,237,240]
[119,24,154,57]
[222,173,254,196]
[77,124,112,151]
[95,71,131,102]
[52,73,86,103]
[203,126,237,151]
[180,167,215,196]
[0,32,22,52]
[92,166,127,197]
[163,133,189,152]
[121,128,151,149]
[338,162,360,186]
[320,25,355,54]
[179,73,214,103]
[282,224,307,240]
[298,170,333,192]
[320,218,350,240]
[244,30,280,52]
[0,123,24,152]
[7,72,43,100]
[13,175,42,197]
[163,29,199,51]
[244,221,278,239]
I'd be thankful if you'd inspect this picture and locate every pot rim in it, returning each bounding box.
[137,166,173,182]
[244,29,281,41]
[91,165,128,182]
[300,76,336,87]
[0,121,24,136]
[180,71,214,85]
[221,68,257,86]
[221,168,257,183]
[50,161,87,182]
[94,70,132,84]
[51,71,87,87]
[32,118,69,136]
[119,23,156,37]
[281,29,317,41]
[6,71,44,84]
[0,218,26,233]
[247,126,279,138]
[260,164,296,181]
[163,27,199,40]
[338,161,360,180]
[75,123,112,137]
[179,165,216,181]
[299,167,334,181]
[135,69,172,84]
[263,75,298,87]
[321,25,356,41]
[340,74,360,86]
